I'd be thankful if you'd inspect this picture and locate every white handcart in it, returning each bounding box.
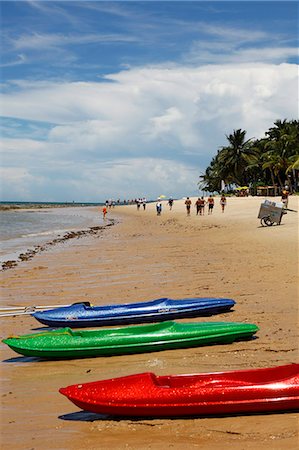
[258,200,296,226]
[258,200,286,227]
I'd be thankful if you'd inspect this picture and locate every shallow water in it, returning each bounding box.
[0,207,103,263]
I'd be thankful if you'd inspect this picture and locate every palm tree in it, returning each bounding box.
[287,155,299,170]
[263,119,299,191]
[199,154,223,192]
[199,120,298,194]
[216,129,257,186]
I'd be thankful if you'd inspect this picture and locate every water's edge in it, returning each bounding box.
[1,218,116,271]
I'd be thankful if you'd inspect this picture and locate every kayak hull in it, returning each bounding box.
[3,321,258,359]
[59,364,299,417]
[33,298,235,328]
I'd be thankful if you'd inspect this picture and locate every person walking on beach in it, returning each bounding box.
[156,199,162,215]
[195,198,201,215]
[199,197,206,215]
[185,197,192,216]
[207,195,214,215]
[102,206,107,219]
[281,188,289,208]
[142,198,147,210]
[220,195,227,213]
[168,198,174,210]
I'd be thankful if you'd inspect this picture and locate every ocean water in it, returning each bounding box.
[0,206,104,264]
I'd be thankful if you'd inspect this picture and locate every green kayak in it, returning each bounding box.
[2,321,258,359]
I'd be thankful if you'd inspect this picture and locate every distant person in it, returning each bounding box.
[168,198,174,210]
[207,195,214,214]
[220,195,227,213]
[195,198,201,215]
[142,198,147,210]
[156,199,162,215]
[102,206,107,219]
[199,197,206,215]
[185,197,192,215]
[281,188,289,207]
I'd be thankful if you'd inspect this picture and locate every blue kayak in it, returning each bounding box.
[33,297,235,328]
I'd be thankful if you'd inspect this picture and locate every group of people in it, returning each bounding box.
[155,195,227,216]
[102,188,290,220]
[185,195,226,216]
[102,197,147,218]
[136,198,147,210]
[102,195,227,218]
[156,197,174,215]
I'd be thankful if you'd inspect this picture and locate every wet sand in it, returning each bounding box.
[0,196,298,450]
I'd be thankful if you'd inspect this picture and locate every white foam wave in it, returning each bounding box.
[21,229,67,238]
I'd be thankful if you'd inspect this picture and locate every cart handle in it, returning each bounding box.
[284,208,297,213]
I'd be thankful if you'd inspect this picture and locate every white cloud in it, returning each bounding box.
[150,107,183,134]
[3,62,297,129]
[188,41,299,64]
[0,54,27,68]
[0,167,44,200]
[73,157,199,200]
[11,32,138,51]
[0,154,199,201]
[195,22,269,42]
[1,62,298,200]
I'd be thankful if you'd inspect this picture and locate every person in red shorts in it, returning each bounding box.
[185,197,192,215]
[220,195,227,212]
[207,195,214,214]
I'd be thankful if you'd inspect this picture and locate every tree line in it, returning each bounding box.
[199,119,299,194]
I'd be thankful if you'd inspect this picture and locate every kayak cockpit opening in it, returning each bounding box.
[72,301,92,308]
[153,374,254,389]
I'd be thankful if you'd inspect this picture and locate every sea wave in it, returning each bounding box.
[21,229,69,238]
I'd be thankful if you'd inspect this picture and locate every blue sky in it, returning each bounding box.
[1,1,298,201]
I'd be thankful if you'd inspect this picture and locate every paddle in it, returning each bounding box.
[0,304,70,317]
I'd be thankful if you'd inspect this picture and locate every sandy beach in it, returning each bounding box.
[0,196,298,450]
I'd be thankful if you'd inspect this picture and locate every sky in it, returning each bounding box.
[0,1,298,202]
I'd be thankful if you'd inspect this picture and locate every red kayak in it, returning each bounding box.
[60,363,299,417]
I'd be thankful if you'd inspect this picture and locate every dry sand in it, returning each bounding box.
[0,196,298,450]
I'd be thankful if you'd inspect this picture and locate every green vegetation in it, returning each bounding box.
[199,120,299,194]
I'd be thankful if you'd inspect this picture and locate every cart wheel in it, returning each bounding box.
[261,216,274,227]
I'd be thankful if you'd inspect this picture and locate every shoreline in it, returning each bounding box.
[0,196,298,449]
[1,218,116,271]
[0,202,105,211]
